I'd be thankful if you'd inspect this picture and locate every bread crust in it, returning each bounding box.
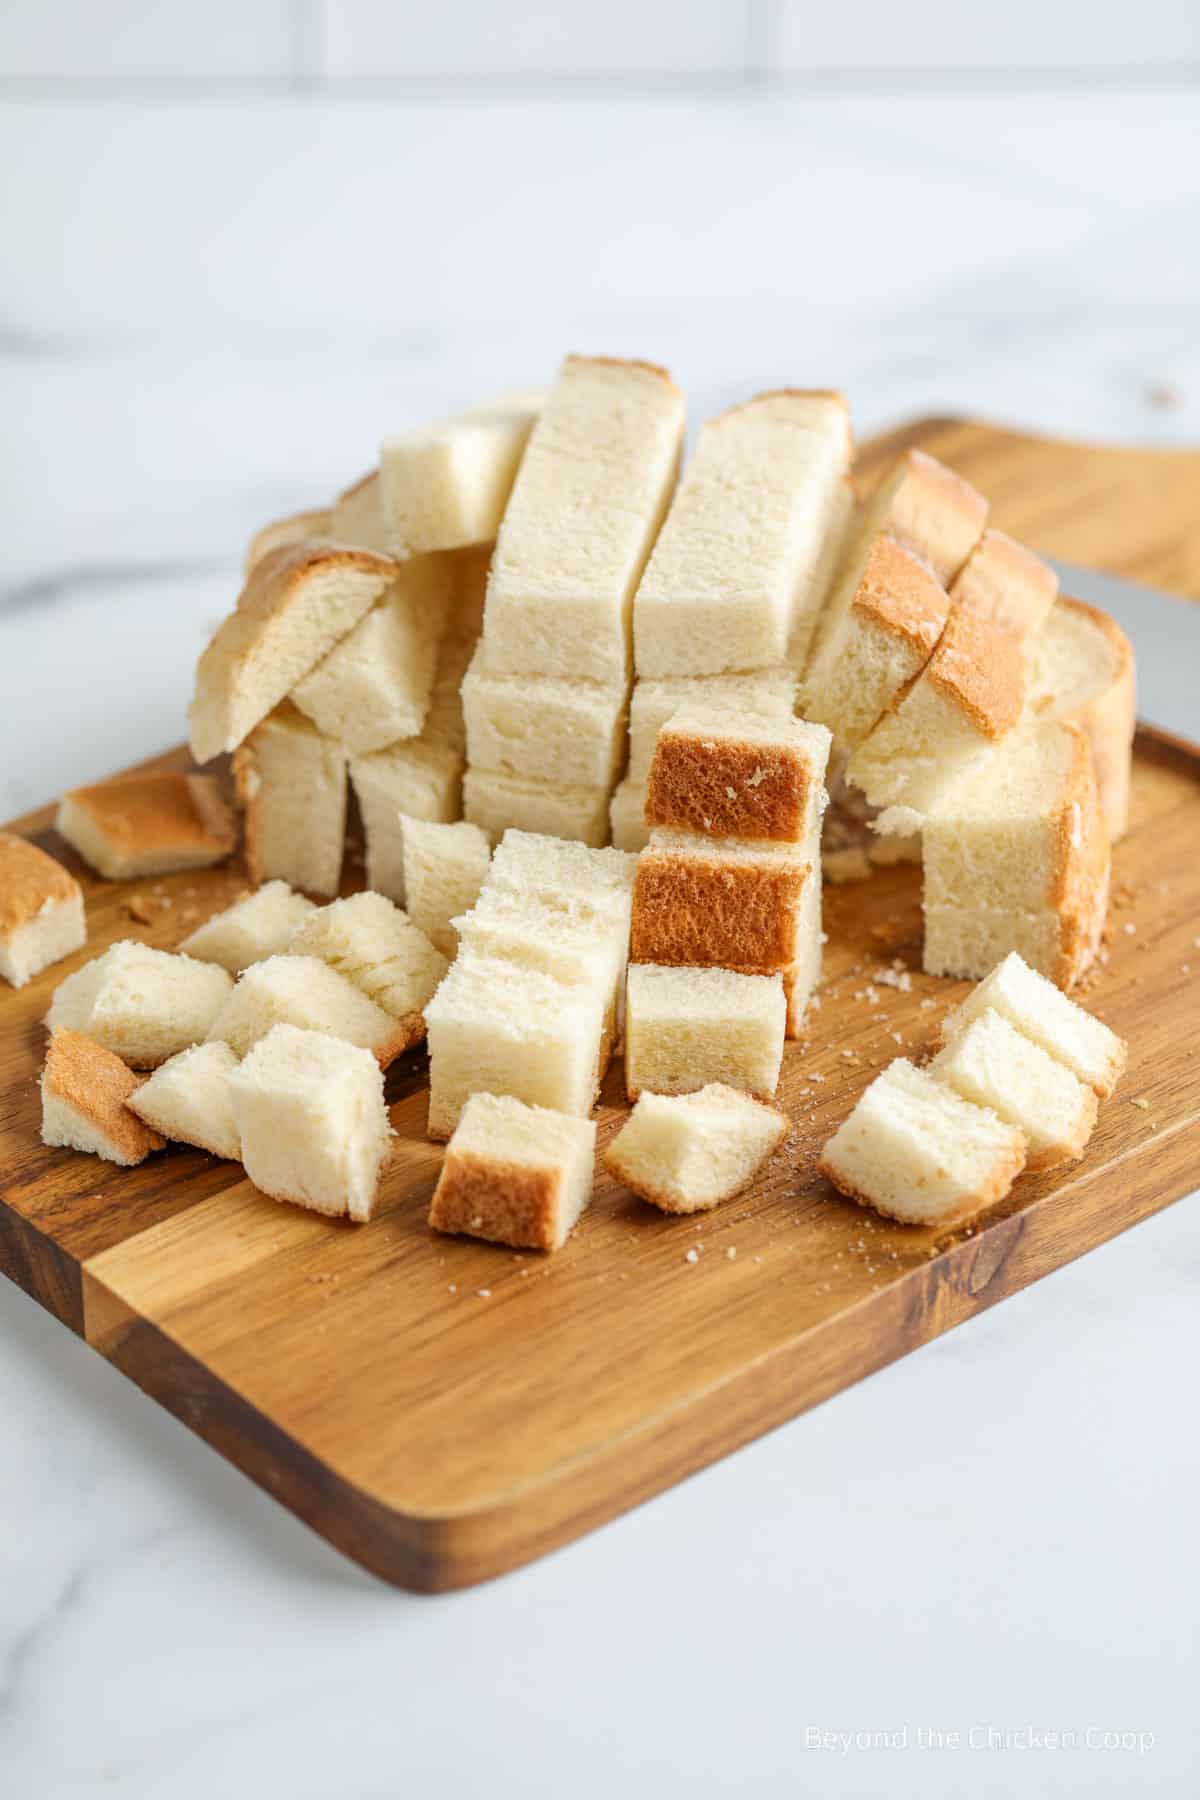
[923,605,1026,739]
[870,449,988,587]
[57,773,236,877]
[1036,595,1136,842]
[0,832,80,934]
[602,1094,788,1213]
[631,850,809,970]
[41,1028,165,1164]
[818,1139,1025,1229]
[375,1014,426,1068]
[851,534,951,658]
[244,508,333,574]
[565,352,679,389]
[429,1148,563,1250]
[1047,718,1110,990]
[951,528,1058,640]
[644,726,820,843]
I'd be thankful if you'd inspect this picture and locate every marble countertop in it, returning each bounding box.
[1,85,1197,1798]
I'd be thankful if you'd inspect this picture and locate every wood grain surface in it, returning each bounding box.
[3,418,1199,1592]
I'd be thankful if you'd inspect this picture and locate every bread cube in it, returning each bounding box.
[462,648,628,787]
[56,772,235,880]
[454,886,627,1054]
[229,1024,392,1221]
[181,880,316,975]
[429,1092,595,1250]
[126,1040,241,1159]
[206,954,411,1066]
[631,830,812,972]
[487,828,637,913]
[624,963,786,1101]
[463,767,610,848]
[938,951,1125,1098]
[380,388,544,554]
[233,702,346,898]
[627,670,797,786]
[395,815,491,955]
[950,529,1057,641]
[929,1007,1098,1171]
[47,940,233,1068]
[645,704,830,843]
[351,738,464,901]
[40,1029,165,1166]
[609,775,651,853]
[819,1058,1026,1227]
[0,831,85,989]
[604,1084,788,1214]
[287,891,447,1039]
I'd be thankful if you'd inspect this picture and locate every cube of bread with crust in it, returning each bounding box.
[633,390,852,677]
[929,1007,1098,1171]
[631,830,811,972]
[424,947,606,1140]
[229,1024,392,1221]
[950,529,1058,641]
[351,738,464,902]
[627,670,797,786]
[206,954,413,1066]
[395,815,491,955]
[126,1040,241,1159]
[646,704,831,843]
[482,357,685,684]
[462,648,629,787]
[487,828,637,913]
[233,702,346,898]
[625,962,786,1101]
[922,717,1109,991]
[286,891,447,1042]
[380,389,545,555]
[56,772,236,880]
[181,880,316,975]
[1028,595,1135,841]
[939,951,1125,1099]
[244,507,333,575]
[329,470,393,555]
[47,940,233,1068]
[189,541,398,763]
[609,775,651,853]
[857,448,988,587]
[604,1083,788,1213]
[847,606,1025,827]
[463,767,610,849]
[0,831,86,989]
[40,1029,165,1166]
[429,1092,595,1250]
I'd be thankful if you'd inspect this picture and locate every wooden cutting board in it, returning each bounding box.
[3,419,1199,1593]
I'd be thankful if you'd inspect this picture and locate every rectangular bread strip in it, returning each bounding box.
[233,702,347,898]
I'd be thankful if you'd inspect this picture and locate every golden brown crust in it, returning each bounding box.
[924,605,1026,739]
[565,352,678,388]
[817,1137,1025,1229]
[429,1148,561,1250]
[375,1014,426,1069]
[59,774,235,871]
[42,1029,165,1163]
[602,1096,788,1213]
[244,508,333,574]
[950,529,1058,640]
[872,449,988,586]
[850,535,951,658]
[0,832,80,934]
[644,725,820,842]
[631,850,809,971]
[1048,719,1110,991]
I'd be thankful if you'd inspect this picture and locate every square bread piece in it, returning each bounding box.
[181,881,316,975]
[487,828,637,913]
[0,831,86,989]
[380,388,545,554]
[395,815,491,955]
[453,886,627,1053]
[847,605,1026,826]
[189,541,398,763]
[819,1058,1026,1227]
[631,830,811,972]
[603,1083,788,1214]
[126,1039,242,1159]
[233,702,347,898]
[429,1092,596,1251]
[463,767,611,849]
[461,647,629,788]
[56,772,236,880]
[290,555,454,754]
[633,390,851,678]
[922,717,1110,991]
[938,951,1126,1098]
[229,1023,392,1222]
[424,949,607,1140]
[351,738,465,900]
[47,941,233,1068]
[40,1029,165,1167]
[949,529,1058,641]
[624,963,786,1101]
[287,891,448,1040]
[627,669,797,787]
[206,953,413,1066]
[645,704,831,843]
[481,356,685,684]
[609,775,651,853]
[929,1007,1098,1171]
[854,448,988,588]
[1028,595,1135,842]
[245,506,333,574]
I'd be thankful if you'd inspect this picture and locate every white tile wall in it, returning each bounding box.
[0,0,298,83]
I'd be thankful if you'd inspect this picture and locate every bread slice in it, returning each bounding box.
[424,948,607,1140]
[229,1023,393,1221]
[481,356,685,684]
[937,950,1126,1098]
[463,767,610,848]
[461,647,629,787]
[1028,595,1135,841]
[126,1040,241,1159]
[786,477,856,668]
[329,470,393,554]
[950,529,1058,640]
[395,815,491,955]
[819,1058,1026,1227]
[40,1029,165,1166]
[855,448,988,587]
[624,962,786,1101]
[453,886,626,1057]
[56,772,236,880]
[609,775,650,853]
[645,703,830,843]
[847,605,1025,826]
[351,739,464,899]
[429,1092,595,1250]
[604,1083,787,1214]
[922,716,1109,990]
[627,669,798,788]
[47,940,233,1068]
[287,891,448,1042]
[631,830,811,972]
[181,880,316,975]
[0,831,85,989]
[487,828,637,913]
[420,624,477,760]
[929,1007,1098,1171]
[290,555,455,754]
[633,390,852,677]
[380,388,545,554]
[189,541,398,763]
[233,702,347,898]
[206,953,412,1066]
[244,507,332,574]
